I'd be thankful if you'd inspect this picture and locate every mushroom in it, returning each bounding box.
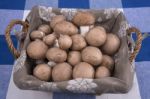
[46,47,67,63]
[52,62,72,82]
[30,30,45,40]
[67,51,81,66]
[81,46,102,66]
[72,11,95,36]
[101,33,120,55]
[33,64,51,81]
[101,55,114,71]
[50,15,66,29]
[38,24,52,35]
[95,66,110,78]
[58,35,72,50]
[54,21,78,36]
[27,39,48,59]
[85,26,106,47]
[73,62,95,79]
[43,33,57,46]
[71,34,87,51]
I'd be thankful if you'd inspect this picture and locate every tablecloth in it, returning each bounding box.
[0,0,150,99]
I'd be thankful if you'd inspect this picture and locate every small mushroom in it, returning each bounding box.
[38,24,52,35]
[46,47,67,63]
[95,66,110,78]
[52,62,72,82]
[27,39,48,59]
[73,62,95,79]
[101,55,114,71]
[58,35,72,50]
[50,15,66,29]
[85,26,106,47]
[71,34,87,50]
[81,46,102,66]
[54,21,78,36]
[101,33,120,55]
[43,33,57,46]
[30,30,45,40]
[33,64,51,81]
[67,51,81,66]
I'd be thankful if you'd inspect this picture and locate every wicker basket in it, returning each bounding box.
[5,6,142,94]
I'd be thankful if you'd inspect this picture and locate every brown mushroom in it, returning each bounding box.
[71,34,87,50]
[58,35,72,50]
[33,64,51,81]
[43,33,57,46]
[27,39,48,59]
[30,30,45,40]
[73,62,95,79]
[85,26,106,47]
[52,62,72,82]
[81,46,102,66]
[50,15,66,29]
[72,11,95,26]
[38,24,52,35]
[101,33,120,55]
[46,47,67,63]
[95,66,110,78]
[67,51,81,66]
[101,55,114,71]
[54,21,78,35]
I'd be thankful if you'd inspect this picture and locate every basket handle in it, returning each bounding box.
[127,27,143,62]
[5,19,29,59]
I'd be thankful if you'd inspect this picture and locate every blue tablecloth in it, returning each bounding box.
[0,0,150,99]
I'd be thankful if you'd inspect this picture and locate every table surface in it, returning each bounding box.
[0,0,150,99]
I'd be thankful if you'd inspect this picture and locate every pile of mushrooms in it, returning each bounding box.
[26,11,120,82]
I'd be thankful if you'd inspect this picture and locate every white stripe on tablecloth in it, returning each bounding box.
[96,74,141,99]
[123,7,150,32]
[25,0,58,10]
[0,9,24,35]
[90,0,122,9]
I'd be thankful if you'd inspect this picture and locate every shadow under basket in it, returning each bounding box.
[5,6,143,94]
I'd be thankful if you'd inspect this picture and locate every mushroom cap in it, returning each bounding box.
[58,35,72,50]
[46,47,67,63]
[52,62,72,82]
[95,66,110,78]
[54,21,78,35]
[72,11,95,26]
[43,33,57,46]
[85,26,106,47]
[67,51,81,66]
[50,15,66,29]
[38,24,52,35]
[101,33,120,55]
[71,34,87,50]
[33,64,51,81]
[101,55,114,71]
[27,39,48,59]
[81,46,102,66]
[30,30,45,40]
[73,62,95,79]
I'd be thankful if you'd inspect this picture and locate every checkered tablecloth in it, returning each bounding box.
[0,0,150,99]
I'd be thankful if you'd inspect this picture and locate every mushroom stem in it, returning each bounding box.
[47,61,56,67]
[80,25,94,36]
[54,39,60,48]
